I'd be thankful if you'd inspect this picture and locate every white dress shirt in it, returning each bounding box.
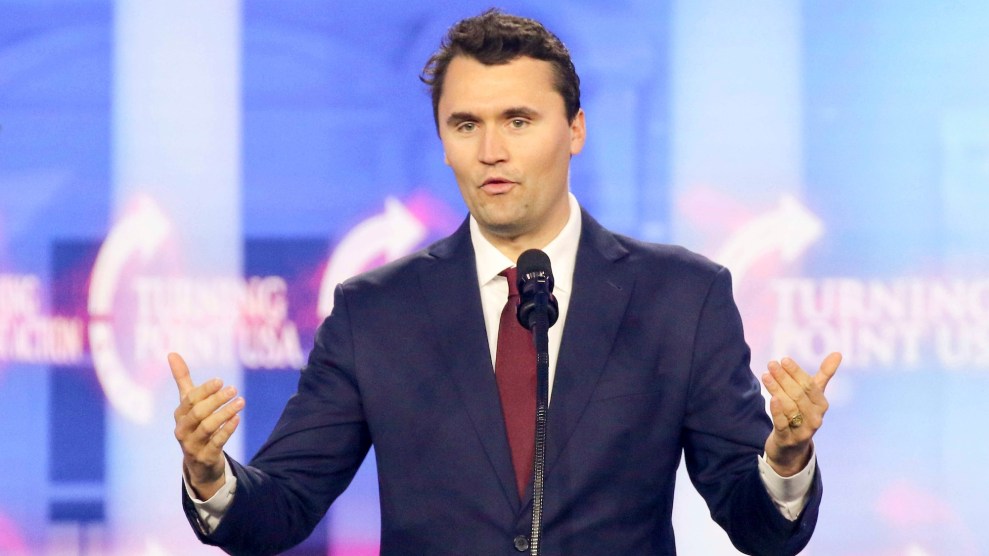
[469,193,582,403]
[188,193,814,530]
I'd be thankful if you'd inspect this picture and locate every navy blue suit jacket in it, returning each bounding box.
[183,210,822,555]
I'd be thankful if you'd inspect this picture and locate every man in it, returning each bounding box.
[173,9,840,555]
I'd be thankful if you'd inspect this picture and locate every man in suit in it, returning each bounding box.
[172,10,841,555]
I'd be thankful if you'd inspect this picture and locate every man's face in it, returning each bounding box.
[437,55,585,249]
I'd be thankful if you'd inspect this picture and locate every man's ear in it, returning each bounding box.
[569,108,587,156]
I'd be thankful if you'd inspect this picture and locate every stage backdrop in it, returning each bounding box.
[1,1,987,554]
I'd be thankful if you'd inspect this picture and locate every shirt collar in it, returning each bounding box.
[469,193,582,294]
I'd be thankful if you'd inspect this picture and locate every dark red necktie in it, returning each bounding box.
[495,267,536,500]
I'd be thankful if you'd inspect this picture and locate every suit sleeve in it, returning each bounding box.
[182,283,372,556]
[681,267,822,556]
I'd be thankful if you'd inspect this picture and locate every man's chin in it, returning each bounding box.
[475,218,529,241]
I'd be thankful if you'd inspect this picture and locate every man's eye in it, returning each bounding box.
[510,119,528,128]
[458,122,477,132]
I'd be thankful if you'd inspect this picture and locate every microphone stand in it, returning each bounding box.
[515,249,558,556]
[528,295,550,556]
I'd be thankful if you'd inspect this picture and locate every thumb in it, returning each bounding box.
[814,351,842,392]
[168,352,194,398]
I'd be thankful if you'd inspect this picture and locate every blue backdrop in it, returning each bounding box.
[1,1,986,554]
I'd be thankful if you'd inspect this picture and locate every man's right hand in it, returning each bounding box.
[169,352,244,501]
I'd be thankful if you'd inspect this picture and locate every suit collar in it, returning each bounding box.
[527,210,634,506]
[421,218,522,513]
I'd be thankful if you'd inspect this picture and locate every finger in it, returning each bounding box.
[174,378,224,422]
[190,385,238,421]
[196,396,245,442]
[199,413,241,463]
[761,368,782,397]
[814,352,843,392]
[769,390,818,445]
[782,360,830,411]
[211,413,241,449]
[769,359,811,406]
[175,385,238,439]
[762,371,800,423]
[772,363,830,434]
[767,396,791,433]
[168,352,194,398]
[779,357,834,412]
[780,358,816,393]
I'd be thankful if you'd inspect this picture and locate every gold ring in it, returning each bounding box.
[787,413,804,428]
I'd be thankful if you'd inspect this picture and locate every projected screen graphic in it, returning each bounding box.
[1,1,987,554]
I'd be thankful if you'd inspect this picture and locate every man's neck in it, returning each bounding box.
[484,235,545,263]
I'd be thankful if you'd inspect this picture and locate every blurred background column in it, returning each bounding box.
[670,0,803,248]
[669,1,802,553]
[110,1,242,553]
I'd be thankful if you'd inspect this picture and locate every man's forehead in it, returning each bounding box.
[439,55,561,112]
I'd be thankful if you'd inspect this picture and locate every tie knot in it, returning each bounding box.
[501,267,519,298]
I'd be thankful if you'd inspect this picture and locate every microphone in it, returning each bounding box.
[515,249,560,330]
[514,248,558,556]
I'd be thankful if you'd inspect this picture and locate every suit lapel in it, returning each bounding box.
[539,212,634,495]
[417,219,521,514]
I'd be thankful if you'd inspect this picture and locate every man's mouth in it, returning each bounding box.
[481,177,516,194]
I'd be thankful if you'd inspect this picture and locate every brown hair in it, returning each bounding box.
[420,9,581,127]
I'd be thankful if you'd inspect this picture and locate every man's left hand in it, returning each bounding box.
[762,352,842,477]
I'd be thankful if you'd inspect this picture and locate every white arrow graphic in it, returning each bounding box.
[714,194,823,287]
[88,197,171,424]
[317,197,427,319]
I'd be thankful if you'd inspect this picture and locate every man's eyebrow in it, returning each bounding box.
[445,107,541,126]
[445,112,477,127]
[502,106,538,119]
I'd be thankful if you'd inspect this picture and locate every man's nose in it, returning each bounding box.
[478,128,508,165]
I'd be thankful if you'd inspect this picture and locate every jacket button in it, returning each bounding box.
[513,535,529,552]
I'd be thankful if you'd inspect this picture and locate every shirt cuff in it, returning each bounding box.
[757,447,816,521]
[183,456,237,534]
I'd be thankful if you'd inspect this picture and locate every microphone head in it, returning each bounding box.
[515,249,559,329]
[516,249,554,289]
